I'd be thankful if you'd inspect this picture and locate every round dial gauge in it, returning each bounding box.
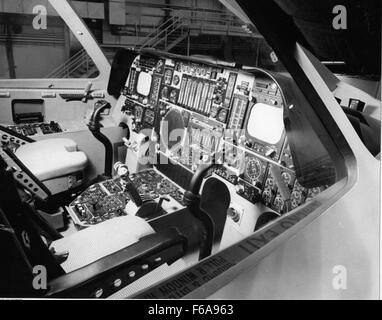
[217,108,228,122]
[213,93,223,104]
[173,75,180,86]
[291,190,302,203]
[265,177,274,188]
[245,158,262,181]
[291,200,298,209]
[281,172,292,185]
[273,196,284,210]
[262,190,272,203]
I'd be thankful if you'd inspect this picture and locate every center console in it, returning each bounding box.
[68,168,186,227]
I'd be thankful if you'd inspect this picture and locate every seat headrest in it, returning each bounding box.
[107,48,139,99]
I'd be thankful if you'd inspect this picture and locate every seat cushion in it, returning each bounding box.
[51,215,155,273]
[15,138,87,181]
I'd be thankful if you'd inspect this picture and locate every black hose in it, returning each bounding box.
[89,129,113,178]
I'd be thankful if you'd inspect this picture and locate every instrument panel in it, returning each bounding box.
[67,168,185,227]
[121,51,326,216]
[5,121,62,137]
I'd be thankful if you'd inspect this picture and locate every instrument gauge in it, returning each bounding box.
[169,90,177,104]
[281,172,292,185]
[265,177,274,188]
[173,75,180,86]
[273,196,284,210]
[214,93,223,104]
[291,190,303,209]
[134,105,144,121]
[262,190,272,203]
[245,158,262,181]
[161,86,169,99]
[217,108,228,122]
[291,190,302,203]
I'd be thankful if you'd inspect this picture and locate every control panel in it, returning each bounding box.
[120,51,328,217]
[67,168,185,227]
[6,121,62,137]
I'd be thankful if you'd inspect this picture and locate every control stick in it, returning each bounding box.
[114,162,169,219]
[88,100,113,177]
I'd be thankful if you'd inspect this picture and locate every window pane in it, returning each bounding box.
[0,6,99,79]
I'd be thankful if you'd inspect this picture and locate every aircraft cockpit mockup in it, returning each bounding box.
[0,0,380,300]
[64,50,331,239]
[0,49,341,298]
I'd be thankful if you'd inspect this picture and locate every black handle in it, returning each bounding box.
[88,100,111,131]
[124,179,143,207]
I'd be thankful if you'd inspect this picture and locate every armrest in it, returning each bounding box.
[46,227,187,298]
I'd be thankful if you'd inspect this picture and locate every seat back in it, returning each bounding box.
[200,177,230,248]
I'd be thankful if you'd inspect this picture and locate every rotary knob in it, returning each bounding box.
[235,183,245,195]
[245,140,253,148]
[227,207,240,223]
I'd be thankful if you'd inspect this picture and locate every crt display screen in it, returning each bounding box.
[246,103,284,145]
[136,71,152,96]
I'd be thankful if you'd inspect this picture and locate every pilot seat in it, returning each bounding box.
[0,124,88,229]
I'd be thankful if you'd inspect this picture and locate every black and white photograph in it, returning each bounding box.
[0,0,380,303]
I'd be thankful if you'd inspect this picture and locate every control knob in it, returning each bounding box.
[235,183,245,195]
[227,207,240,223]
[245,140,253,148]
[265,148,277,158]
